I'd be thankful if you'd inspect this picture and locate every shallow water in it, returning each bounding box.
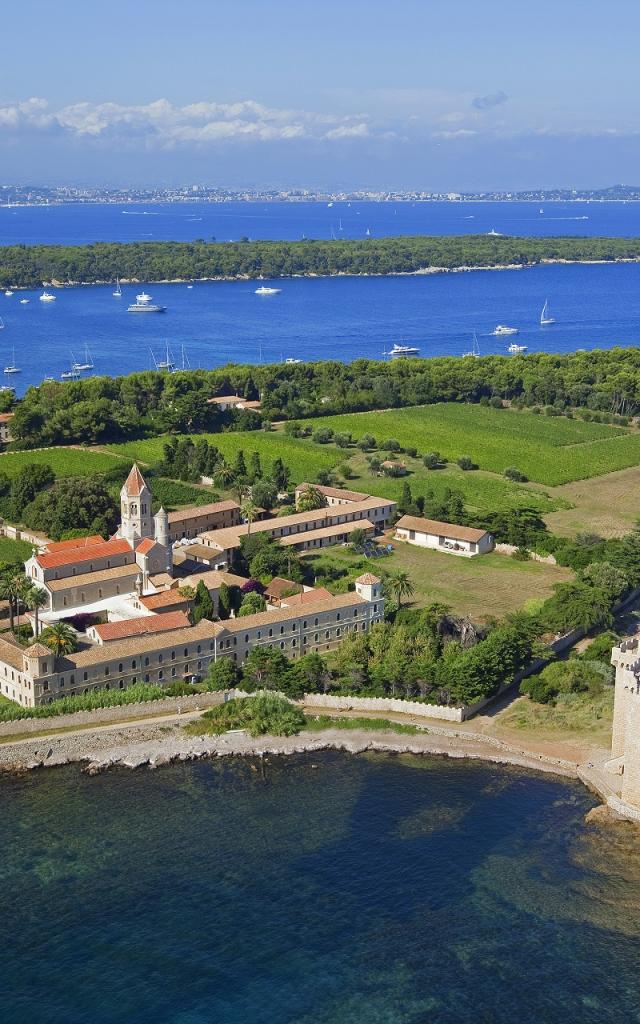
[1,752,639,1023]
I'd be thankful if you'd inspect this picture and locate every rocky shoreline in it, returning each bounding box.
[0,717,578,778]
[29,255,640,290]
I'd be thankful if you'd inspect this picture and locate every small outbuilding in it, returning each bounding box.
[394,514,493,557]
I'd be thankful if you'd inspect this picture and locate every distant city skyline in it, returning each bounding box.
[3,0,640,189]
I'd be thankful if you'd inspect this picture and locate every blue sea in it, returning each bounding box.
[2,751,639,1024]
[0,201,640,392]
[1,199,640,246]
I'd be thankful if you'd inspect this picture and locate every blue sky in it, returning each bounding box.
[2,0,639,189]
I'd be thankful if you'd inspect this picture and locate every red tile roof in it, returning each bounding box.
[136,538,156,554]
[355,573,381,585]
[45,535,104,553]
[140,590,191,611]
[281,587,333,606]
[123,464,148,497]
[93,610,191,642]
[37,538,132,570]
[0,413,15,423]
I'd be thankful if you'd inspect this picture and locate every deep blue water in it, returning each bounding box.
[1,262,640,393]
[0,199,639,246]
[1,752,638,1024]
[1,200,640,393]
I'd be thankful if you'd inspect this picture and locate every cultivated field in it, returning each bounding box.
[109,432,344,483]
[342,453,560,515]
[299,405,640,486]
[0,447,126,479]
[544,464,640,537]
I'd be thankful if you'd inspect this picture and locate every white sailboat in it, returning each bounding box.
[4,348,21,374]
[540,299,555,325]
[113,278,122,297]
[154,342,175,371]
[0,317,4,330]
[72,345,94,371]
[462,332,480,358]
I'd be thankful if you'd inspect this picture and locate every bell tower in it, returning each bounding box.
[119,464,153,546]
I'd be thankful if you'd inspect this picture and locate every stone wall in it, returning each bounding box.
[0,690,230,737]
[494,543,557,565]
[302,692,465,722]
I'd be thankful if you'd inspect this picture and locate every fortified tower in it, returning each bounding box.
[611,637,640,810]
[118,465,154,547]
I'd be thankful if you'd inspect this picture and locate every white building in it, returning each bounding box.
[394,514,493,557]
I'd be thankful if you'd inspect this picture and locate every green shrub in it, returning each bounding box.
[198,693,305,737]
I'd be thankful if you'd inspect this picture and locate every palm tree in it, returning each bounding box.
[39,622,78,658]
[386,570,415,609]
[214,463,235,489]
[26,586,48,637]
[0,569,27,633]
[240,498,259,536]
[15,574,33,627]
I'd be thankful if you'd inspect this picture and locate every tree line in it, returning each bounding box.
[9,347,640,448]
[2,235,640,288]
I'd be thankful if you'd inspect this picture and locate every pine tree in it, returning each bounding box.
[399,481,413,513]
[249,450,263,481]
[218,582,231,620]
[193,580,216,623]
[233,449,247,479]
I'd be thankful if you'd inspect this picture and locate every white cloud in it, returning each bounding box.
[0,96,377,146]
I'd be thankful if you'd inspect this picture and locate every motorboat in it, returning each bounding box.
[540,299,555,325]
[4,290,13,297]
[128,291,166,312]
[255,285,281,295]
[284,357,302,364]
[385,343,421,356]
[492,325,519,336]
[39,289,56,302]
[19,298,29,304]
[508,343,528,354]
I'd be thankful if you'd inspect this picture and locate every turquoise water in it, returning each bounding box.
[2,752,639,1023]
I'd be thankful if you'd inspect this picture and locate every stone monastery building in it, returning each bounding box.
[2,466,385,707]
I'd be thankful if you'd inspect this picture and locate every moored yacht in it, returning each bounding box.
[128,291,166,313]
[113,278,122,297]
[508,342,528,354]
[39,289,56,302]
[492,325,519,336]
[4,290,13,297]
[385,343,421,356]
[255,285,281,295]
[3,348,20,374]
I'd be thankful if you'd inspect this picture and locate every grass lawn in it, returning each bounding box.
[303,540,572,622]
[108,431,344,483]
[0,447,127,479]
[299,404,640,486]
[491,691,613,749]
[0,536,34,562]
[544,464,640,538]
